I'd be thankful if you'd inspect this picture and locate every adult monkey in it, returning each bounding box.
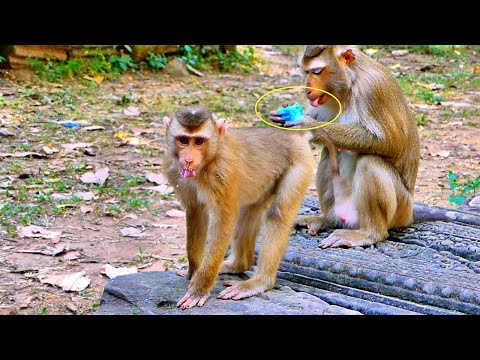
[270,45,420,249]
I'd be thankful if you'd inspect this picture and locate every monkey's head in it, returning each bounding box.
[164,106,225,178]
[300,45,357,107]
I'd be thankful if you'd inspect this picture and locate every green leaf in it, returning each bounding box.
[448,195,466,205]
[124,45,132,52]
[448,170,458,182]
[449,183,458,191]
[461,186,473,195]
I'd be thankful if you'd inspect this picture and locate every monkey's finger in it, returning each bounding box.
[217,287,238,299]
[180,296,201,309]
[197,295,209,307]
[177,292,192,307]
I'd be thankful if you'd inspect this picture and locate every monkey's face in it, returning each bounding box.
[174,135,209,178]
[301,58,331,107]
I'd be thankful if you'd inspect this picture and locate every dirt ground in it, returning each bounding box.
[0,45,479,315]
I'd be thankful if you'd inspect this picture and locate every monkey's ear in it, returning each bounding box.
[163,116,171,128]
[340,49,356,65]
[216,119,226,137]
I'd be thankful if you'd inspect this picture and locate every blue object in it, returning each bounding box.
[275,103,304,122]
[61,122,81,128]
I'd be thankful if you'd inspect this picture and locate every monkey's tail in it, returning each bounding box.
[311,129,339,176]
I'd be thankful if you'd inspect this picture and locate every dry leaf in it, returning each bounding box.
[73,191,98,201]
[17,225,62,241]
[62,250,81,260]
[38,271,91,291]
[0,152,45,158]
[80,167,109,185]
[13,293,34,308]
[145,184,174,195]
[61,142,93,150]
[51,193,71,201]
[166,209,186,218]
[436,150,450,158]
[83,75,104,85]
[80,204,94,214]
[145,171,168,185]
[475,66,480,74]
[103,264,138,279]
[138,260,166,272]
[42,146,59,155]
[66,302,78,313]
[16,244,67,256]
[123,106,140,116]
[131,127,156,135]
[119,226,147,238]
[391,50,409,56]
[82,126,105,131]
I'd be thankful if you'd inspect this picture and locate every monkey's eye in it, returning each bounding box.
[178,136,189,145]
[312,68,324,75]
[194,138,205,146]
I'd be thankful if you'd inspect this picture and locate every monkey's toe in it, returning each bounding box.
[319,229,377,249]
[177,291,210,309]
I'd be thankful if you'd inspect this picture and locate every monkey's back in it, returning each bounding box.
[222,127,314,205]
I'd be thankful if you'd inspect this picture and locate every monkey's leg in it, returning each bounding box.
[178,205,209,279]
[178,201,238,309]
[218,165,311,300]
[220,203,265,274]
[319,156,402,248]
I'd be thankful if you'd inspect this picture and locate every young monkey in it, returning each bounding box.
[163,106,316,309]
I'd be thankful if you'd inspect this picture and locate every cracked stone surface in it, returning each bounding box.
[97,196,480,315]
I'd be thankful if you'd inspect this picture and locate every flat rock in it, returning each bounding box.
[96,271,361,315]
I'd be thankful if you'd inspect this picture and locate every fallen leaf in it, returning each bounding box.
[51,193,71,201]
[131,127,156,135]
[66,302,78,313]
[138,260,166,272]
[16,244,67,256]
[114,132,129,139]
[123,106,140,116]
[13,293,34,308]
[475,66,480,74]
[82,126,105,131]
[61,142,93,150]
[0,152,45,158]
[364,48,379,56]
[186,64,205,77]
[166,209,186,218]
[103,264,137,279]
[42,146,59,155]
[0,128,14,136]
[80,167,109,185]
[17,225,62,241]
[145,171,168,185]
[436,150,450,158]
[73,191,98,201]
[62,250,81,260]
[83,147,96,156]
[123,213,138,219]
[416,82,445,91]
[145,184,174,195]
[119,226,148,238]
[38,271,91,291]
[391,50,409,56]
[80,205,94,214]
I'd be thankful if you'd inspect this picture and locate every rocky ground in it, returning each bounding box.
[0,45,479,314]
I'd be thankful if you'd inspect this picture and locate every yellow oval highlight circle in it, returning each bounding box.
[254,86,342,131]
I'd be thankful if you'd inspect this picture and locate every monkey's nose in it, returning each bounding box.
[305,89,312,95]
[185,159,193,164]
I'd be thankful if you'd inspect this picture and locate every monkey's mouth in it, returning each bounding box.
[309,94,325,107]
[181,166,196,178]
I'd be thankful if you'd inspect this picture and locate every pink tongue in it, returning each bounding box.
[309,97,321,107]
[182,168,196,178]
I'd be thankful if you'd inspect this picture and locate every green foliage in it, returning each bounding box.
[146,52,168,71]
[447,171,480,205]
[179,45,261,73]
[415,114,429,126]
[0,56,5,63]
[26,50,112,82]
[109,54,137,73]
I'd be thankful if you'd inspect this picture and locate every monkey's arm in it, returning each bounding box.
[311,121,402,158]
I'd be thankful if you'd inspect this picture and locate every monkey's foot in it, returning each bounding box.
[219,259,252,274]
[217,279,269,300]
[177,291,210,310]
[295,215,325,236]
[318,229,379,249]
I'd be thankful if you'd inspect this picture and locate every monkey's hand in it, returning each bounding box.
[177,289,210,310]
[268,110,303,128]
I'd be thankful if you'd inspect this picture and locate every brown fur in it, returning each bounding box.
[164,106,314,309]
[299,45,420,248]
